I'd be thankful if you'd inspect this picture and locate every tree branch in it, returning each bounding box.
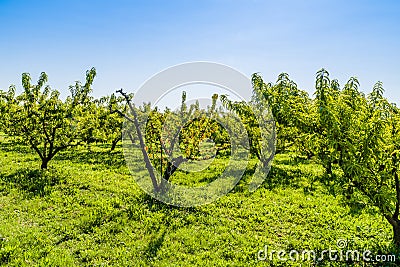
[116,89,159,192]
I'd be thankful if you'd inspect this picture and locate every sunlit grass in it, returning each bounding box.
[0,136,395,266]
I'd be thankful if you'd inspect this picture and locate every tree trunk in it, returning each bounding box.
[111,139,118,151]
[41,159,48,169]
[385,216,400,247]
[41,154,56,169]
[393,222,400,247]
[163,156,187,181]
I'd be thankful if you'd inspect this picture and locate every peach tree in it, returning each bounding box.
[0,68,98,169]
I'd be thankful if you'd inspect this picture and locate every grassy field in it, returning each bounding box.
[0,134,396,266]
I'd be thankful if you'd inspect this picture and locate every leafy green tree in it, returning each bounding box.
[313,69,400,245]
[0,68,98,169]
[93,94,125,151]
[220,90,275,169]
[252,73,315,157]
[249,68,400,245]
[178,93,229,160]
[114,90,230,192]
[0,92,7,132]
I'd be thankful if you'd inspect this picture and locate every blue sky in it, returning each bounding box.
[0,0,399,103]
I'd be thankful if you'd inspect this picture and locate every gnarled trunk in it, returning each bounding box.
[41,159,49,169]
[385,216,400,247]
[393,222,400,247]
[111,139,118,151]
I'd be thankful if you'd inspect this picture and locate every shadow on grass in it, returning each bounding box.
[273,153,316,166]
[233,162,311,193]
[144,228,167,260]
[140,194,199,214]
[0,168,66,197]
[0,140,33,154]
[54,147,126,169]
[0,138,126,170]
[264,166,304,189]
[137,196,204,262]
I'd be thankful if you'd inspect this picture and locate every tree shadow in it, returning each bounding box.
[0,140,33,154]
[248,165,306,191]
[273,154,315,166]
[0,168,66,197]
[55,148,126,169]
[265,166,296,189]
[144,228,167,261]
[125,194,203,263]
[140,194,198,214]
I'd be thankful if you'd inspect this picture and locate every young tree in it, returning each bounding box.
[93,94,125,151]
[220,76,276,169]
[113,90,229,193]
[177,93,229,160]
[249,68,400,245]
[251,73,315,157]
[313,69,400,245]
[0,68,98,169]
[0,92,7,132]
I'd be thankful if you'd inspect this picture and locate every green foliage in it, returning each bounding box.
[251,68,400,246]
[0,68,98,169]
[117,90,231,192]
[178,94,229,160]
[312,69,400,245]
[220,81,275,170]
[252,73,315,157]
[93,94,126,151]
[0,138,395,266]
[0,92,7,132]
[2,66,400,263]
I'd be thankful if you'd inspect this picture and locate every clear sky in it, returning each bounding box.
[0,0,399,103]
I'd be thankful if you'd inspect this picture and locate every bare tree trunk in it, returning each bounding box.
[111,139,118,151]
[385,216,400,247]
[41,159,49,169]
[393,222,400,247]
[116,89,159,192]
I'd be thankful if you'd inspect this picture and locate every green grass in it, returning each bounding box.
[0,135,397,266]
